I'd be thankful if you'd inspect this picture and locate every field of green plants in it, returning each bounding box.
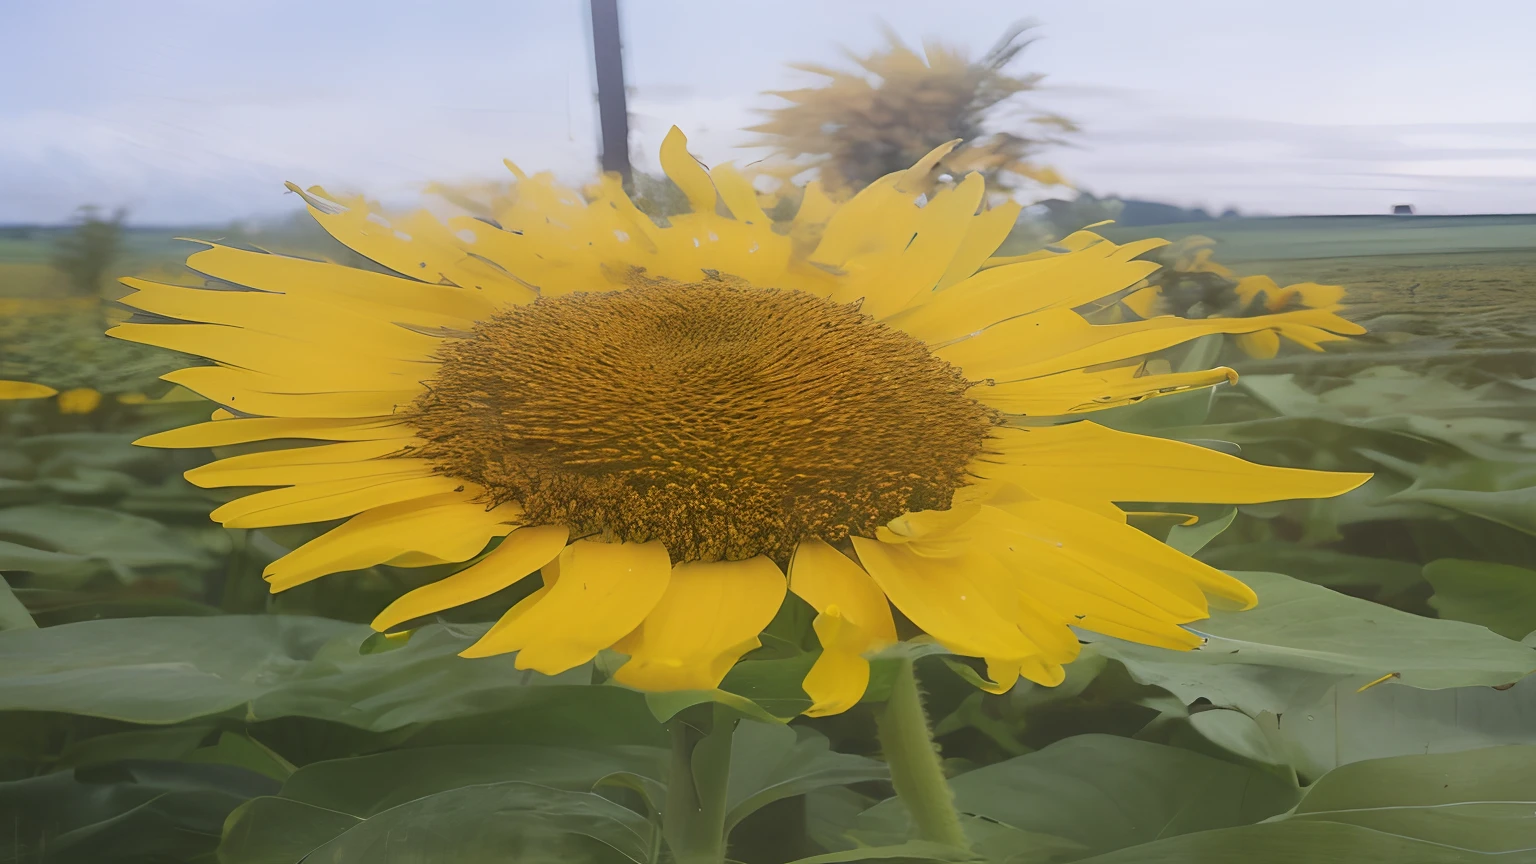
[3,214,1536,863]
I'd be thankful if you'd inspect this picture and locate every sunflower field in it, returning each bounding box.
[4,145,1536,864]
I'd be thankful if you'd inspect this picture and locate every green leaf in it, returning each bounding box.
[299,781,656,864]
[1272,677,1536,780]
[215,797,363,864]
[725,723,887,831]
[1164,507,1236,556]
[217,744,669,860]
[0,760,276,864]
[1188,708,1290,769]
[786,840,981,864]
[0,615,655,731]
[1072,821,1486,864]
[0,503,216,587]
[1425,558,1536,639]
[1197,543,1423,602]
[1079,745,1536,862]
[186,732,295,782]
[279,744,668,818]
[1091,571,1536,715]
[0,572,36,630]
[856,735,1297,859]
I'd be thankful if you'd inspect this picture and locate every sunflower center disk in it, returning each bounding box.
[407,278,997,563]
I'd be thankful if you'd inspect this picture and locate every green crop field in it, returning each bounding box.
[3,214,1536,862]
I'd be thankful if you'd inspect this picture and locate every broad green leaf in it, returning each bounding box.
[1272,677,1536,779]
[186,731,295,782]
[725,723,887,831]
[219,797,362,864]
[0,615,656,732]
[1074,820,1484,864]
[1188,708,1289,768]
[217,744,668,860]
[1084,744,1536,861]
[1091,571,1536,715]
[1164,507,1236,556]
[1198,542,1423,602]
[1285,745,1536,854]
[280,744,668,818]
[0,760,276,864]
[856,735,1297,858]
[0,572,36,629]
[1425,558,1536,639]
[786,840,981,864]
[300,781,656,864]
[0,503,216,586]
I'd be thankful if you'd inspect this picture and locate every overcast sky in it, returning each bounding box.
[4,0,1535,223]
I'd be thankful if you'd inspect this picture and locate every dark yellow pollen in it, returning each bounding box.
[404,275,998,563]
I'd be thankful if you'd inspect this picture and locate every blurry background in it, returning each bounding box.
[4,0,1536,225]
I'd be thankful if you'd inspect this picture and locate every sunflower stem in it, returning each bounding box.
[664,703,737,864]
[877,657,970,850]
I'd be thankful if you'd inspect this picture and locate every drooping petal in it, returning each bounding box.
[264,493,519,592]
[801,607,875,716]
[788,537,897,645]
[850,536,1040,662]
[612,556,787,691]
[160,366,419,419]
[460,539,671,675]
[370,524,569,631]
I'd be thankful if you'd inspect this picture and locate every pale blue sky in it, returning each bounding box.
[3,0,1535,223]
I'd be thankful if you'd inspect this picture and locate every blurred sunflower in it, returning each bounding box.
[748,24,1072,199]
[118,129,1367,716]
[1117,235,1353,358]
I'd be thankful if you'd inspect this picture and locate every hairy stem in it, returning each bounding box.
[876,657,970,850]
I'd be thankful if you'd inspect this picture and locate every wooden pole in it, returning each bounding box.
[590,0,632,185]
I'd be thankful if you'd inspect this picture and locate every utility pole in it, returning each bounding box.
[589,0,632,185]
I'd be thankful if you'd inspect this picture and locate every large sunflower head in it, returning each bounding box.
[118,129,1368,715]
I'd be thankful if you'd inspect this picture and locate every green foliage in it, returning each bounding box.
[49,206,125,295]
[3,217,1536,862]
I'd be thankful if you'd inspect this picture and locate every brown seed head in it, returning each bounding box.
[405,275,997,563]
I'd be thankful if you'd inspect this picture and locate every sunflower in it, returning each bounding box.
[117,129,1368,716]
[1114,235,1354,358]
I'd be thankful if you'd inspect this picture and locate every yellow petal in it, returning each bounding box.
[660,127,718,214]
[135,417,413,449]
[978,422,1371,505]
[211,474,467,529]
[1236,330,1281,359]
[265,495,518,592]
[183,440,421,488]
[460,539,671,674]
[161,366,418,419]
[0,381,58,399]
[612,556,787,691]
[850,536,1039,661]
[711,163,770,224]
[788,537,897,646]
[802,607,873,716]
[287,185,535,305]
[887,237,1164,343]
[937,306,1361,384]
[970,365,1237,416]
[935,201,1021,291]
[180,243,501,322]
[370,524,568,631]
